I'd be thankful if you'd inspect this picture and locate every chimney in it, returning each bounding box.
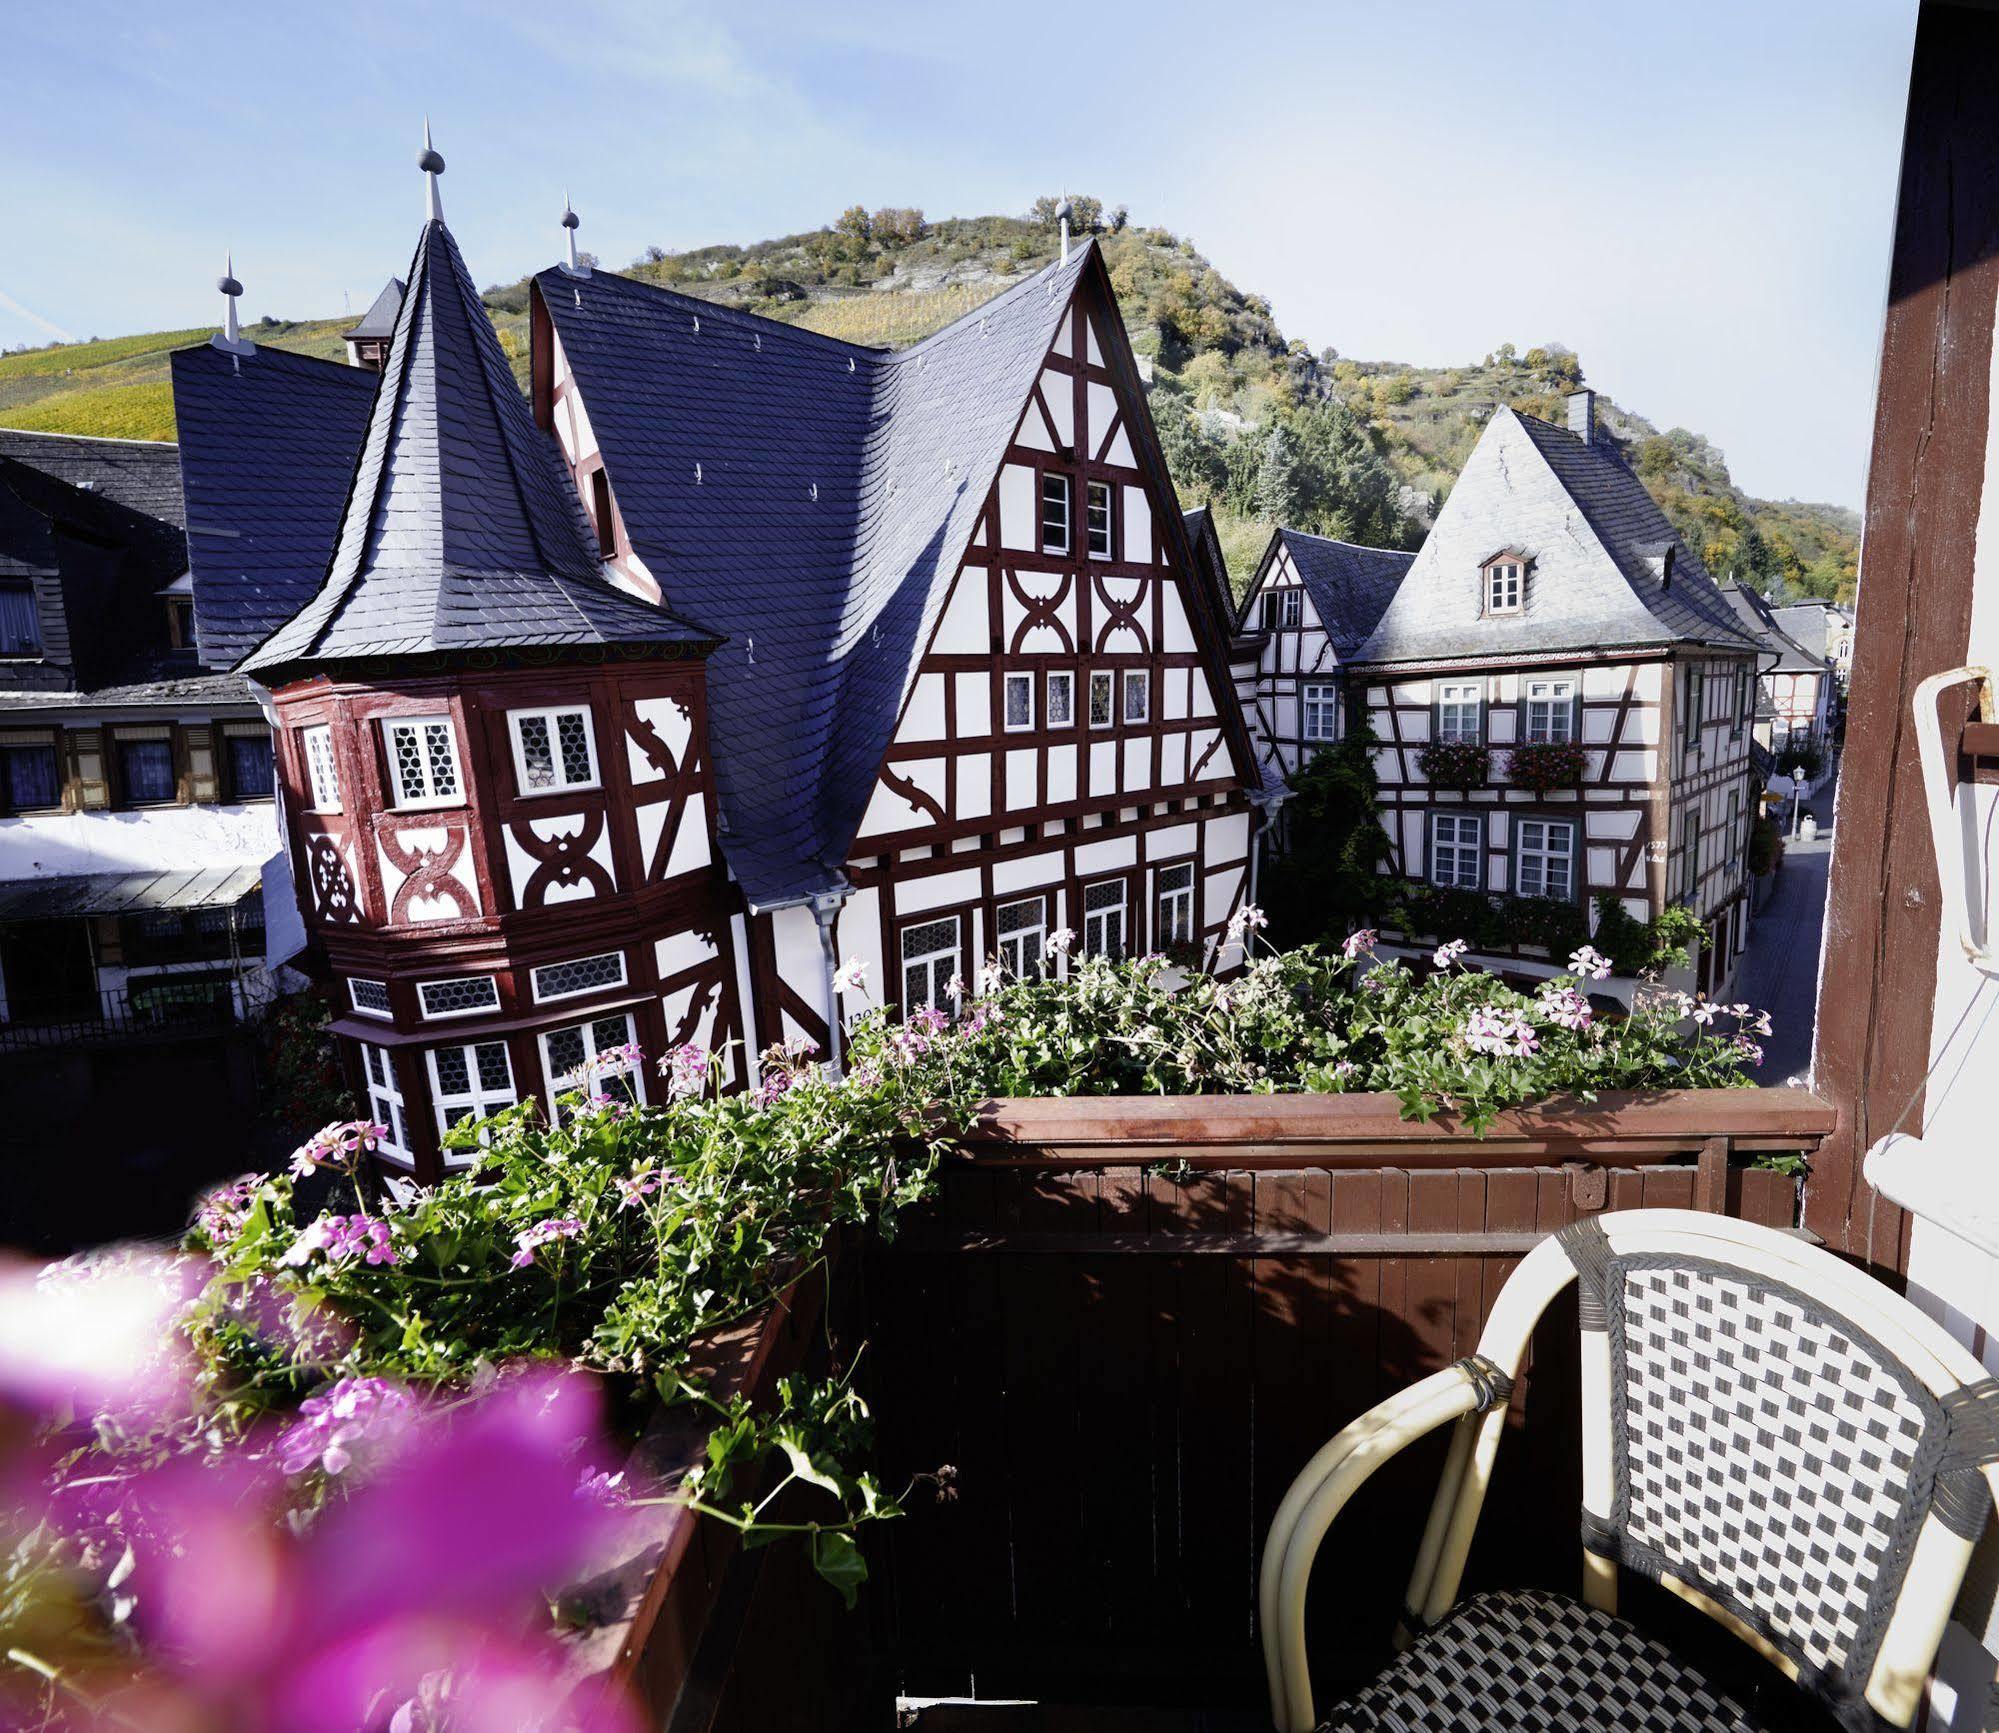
[1566,388,1597,445]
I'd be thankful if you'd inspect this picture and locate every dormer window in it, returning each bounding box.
[0,581,40,656]
[1483,555,1525,615]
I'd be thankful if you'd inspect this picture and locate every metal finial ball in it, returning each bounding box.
[561,208,580,230]
[418,147,446,174]
[217,274,243,297]
[1054,197,1074,221]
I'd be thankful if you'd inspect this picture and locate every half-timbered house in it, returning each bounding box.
[1348,390,1764,999]
[172,152,1264,1175]
[1718,578,1836,784]
[1231,527,1414,796]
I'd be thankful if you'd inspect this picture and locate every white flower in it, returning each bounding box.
[945,972,967,1003]
[1046,927,1077,957]
[1225,903,1268,945]
[1567,945,1613,981]
[1340,929,1377,961]
[1690,998,1717,1026]
[975,961,1006,997]
[1432,938,1469,969]
[831,956,868,996]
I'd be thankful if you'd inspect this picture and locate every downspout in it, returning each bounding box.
[809,885,851,1077]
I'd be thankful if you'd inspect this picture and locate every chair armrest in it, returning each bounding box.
[1260,1366,1487,1733]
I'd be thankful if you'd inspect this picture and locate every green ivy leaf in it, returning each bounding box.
[810,1529,868,1608]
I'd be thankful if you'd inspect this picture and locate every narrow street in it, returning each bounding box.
[1732,769,1840,1085]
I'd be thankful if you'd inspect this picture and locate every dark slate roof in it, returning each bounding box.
[1182,506,1236,629]
[243,220,713,676]
[1269,528,1414,658]
[171,340,379,667]
[1718,581,1825,673]
[1510,414,1758,651]
[346,277,405,340]
[0,428,185,530]
[0,670,256,711]
[1770,602,1833,661]
[0,464,59,580]
[539,243,1093,904]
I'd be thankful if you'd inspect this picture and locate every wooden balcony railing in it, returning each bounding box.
[563,1085,1835,1731]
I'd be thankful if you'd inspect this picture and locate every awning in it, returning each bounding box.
[0,865,265,922]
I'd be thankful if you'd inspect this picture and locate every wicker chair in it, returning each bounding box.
[1262,1210,1999,1733]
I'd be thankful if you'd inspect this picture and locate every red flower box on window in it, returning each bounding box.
[1416,741,1490,791]
[1504,741,1588,793]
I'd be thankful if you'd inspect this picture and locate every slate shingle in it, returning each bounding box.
[1269,528,1414,658]
[1718,581,1826,674]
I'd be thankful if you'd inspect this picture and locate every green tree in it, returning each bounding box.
[836,205,871,243]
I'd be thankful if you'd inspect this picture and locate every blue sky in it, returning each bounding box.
[1,0,1914,507]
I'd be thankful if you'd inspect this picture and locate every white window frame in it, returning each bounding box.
[538,1011,645,1120]
[1680,812,1701,901]
[382,715,462,810]
[1040,473,1071,556]
[530,951,630,1005]
[506,704,600,798]
[1436,681,1482,744]
[301,724,342,813]
[1083,878,1127,960]
[1089,671,1115,728]
[1279,588,1303,629]
[1086,480,1113,559]
[1122,668,1150,725]
[1429,811,1484,889]
[1513,817,1577,901]
[1486,560,1524,614]
[1522,676,1578,744]
[995,896,1046,980]
[1046,671,1075,729]
[1302,682,1339,742]
[360,1041,412,1166]
[427,1039,518,1160]
[900,916,960,1015]
[416,975,502,1021]
[1003,671,1035,734]
[348,977,393,1020]
[1153,862,1196,951]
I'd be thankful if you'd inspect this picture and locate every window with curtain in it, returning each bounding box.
[0,736,59,810]
[115,734,176,805]
[0,583,40,655]
[225,732,275,800]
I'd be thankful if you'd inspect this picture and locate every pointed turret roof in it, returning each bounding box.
[345,277,405,341]
[243,218,712,676]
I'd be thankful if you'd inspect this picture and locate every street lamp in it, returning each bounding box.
[1789,766,1809,837]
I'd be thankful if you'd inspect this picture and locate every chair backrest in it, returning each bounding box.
[1556,1213,1999,1730]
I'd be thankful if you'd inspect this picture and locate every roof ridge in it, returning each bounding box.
[1280,525,1415,557]
[892,242,1091,360]
[546,264,886,362]
[0,426,178,453]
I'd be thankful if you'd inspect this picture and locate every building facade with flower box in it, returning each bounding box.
[170,168,1266,1179]
[1345,391,1765,1000]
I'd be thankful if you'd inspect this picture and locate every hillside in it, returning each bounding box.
[0,201,1858,604]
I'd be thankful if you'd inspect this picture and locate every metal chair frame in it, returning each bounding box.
[1261,1210,1999,1733]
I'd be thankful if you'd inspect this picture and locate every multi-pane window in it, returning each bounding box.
[1731,664,1749,737]
[1302,683,1338,742]
[115,730,175,805]
[0,581,40,655]
[900,917,959,1014]
[224,729,275,800]
[1089,672,1115,727]
[1514,819,1576,900]
[1683,666,1706,751]
[530,951,628,1003]
[1523,676,1577,744]
[1726,791,1743,870]
[1122,669,1150,724]
[349,977,393,1019]
[1436,682,1482,744]
[428,1040,517,1153]
[995,897,1046,979]
[1486,560,1524,613]
[360,1043,411,1163]
[1046,672,1074,728]
[417,976,502,1020]
[1084,879,1127,960]
[509,706,597,796]
[1154,862,1196,950]
[1260,589,1302,630]
[1086,481,1113,558]
[540,1012,643,1117]
[1040,474,1071,555]
[302,725,341,812]
[0,733,60,811]
[1430,812,1484,889]
[384,716,460,808]
[1680,813,1700,900]
[1003,672,1034,732]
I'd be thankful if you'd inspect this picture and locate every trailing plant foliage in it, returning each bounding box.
[1777,735,1827,781]
[1503,740,1587,793]
[1587,896,1707,977]
[1262,723,1396,945]
[1416,741,1489,790]
[1748,813,1785,877]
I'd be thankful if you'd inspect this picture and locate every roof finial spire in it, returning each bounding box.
[211,252,253,356]
[559,190,589,277]
[1055,192,1073,266]
[419,117,446,223]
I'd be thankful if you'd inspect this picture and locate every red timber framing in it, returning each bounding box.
[1360,644,1756,983]
[1806,0,1999,1270]
[268,654,742,1179]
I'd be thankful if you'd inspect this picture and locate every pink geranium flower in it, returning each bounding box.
[509,1218,585,1270]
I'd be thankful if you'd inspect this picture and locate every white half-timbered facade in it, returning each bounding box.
[1348,391,1764,1000]
[1719,580,1836,778]
[1232,528,1414,789]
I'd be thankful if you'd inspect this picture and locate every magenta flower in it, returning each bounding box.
[289,1120,388,1178]
[1734,1034,1766,1067]
[1537,983,1594,1031]
[1341,928,1378,961]
[281,1214,402,1270]
[195,1175,263,1248]
[658,1041,710,1100]
[614,1168,662,1210]
[509,1217,585,1270]
[277,1376,417,1477]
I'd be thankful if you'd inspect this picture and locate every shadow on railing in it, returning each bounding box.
[0,976,278,1052]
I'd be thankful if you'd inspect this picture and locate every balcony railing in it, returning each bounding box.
[559,1085,1835,1729]
[0,974,277,1052]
